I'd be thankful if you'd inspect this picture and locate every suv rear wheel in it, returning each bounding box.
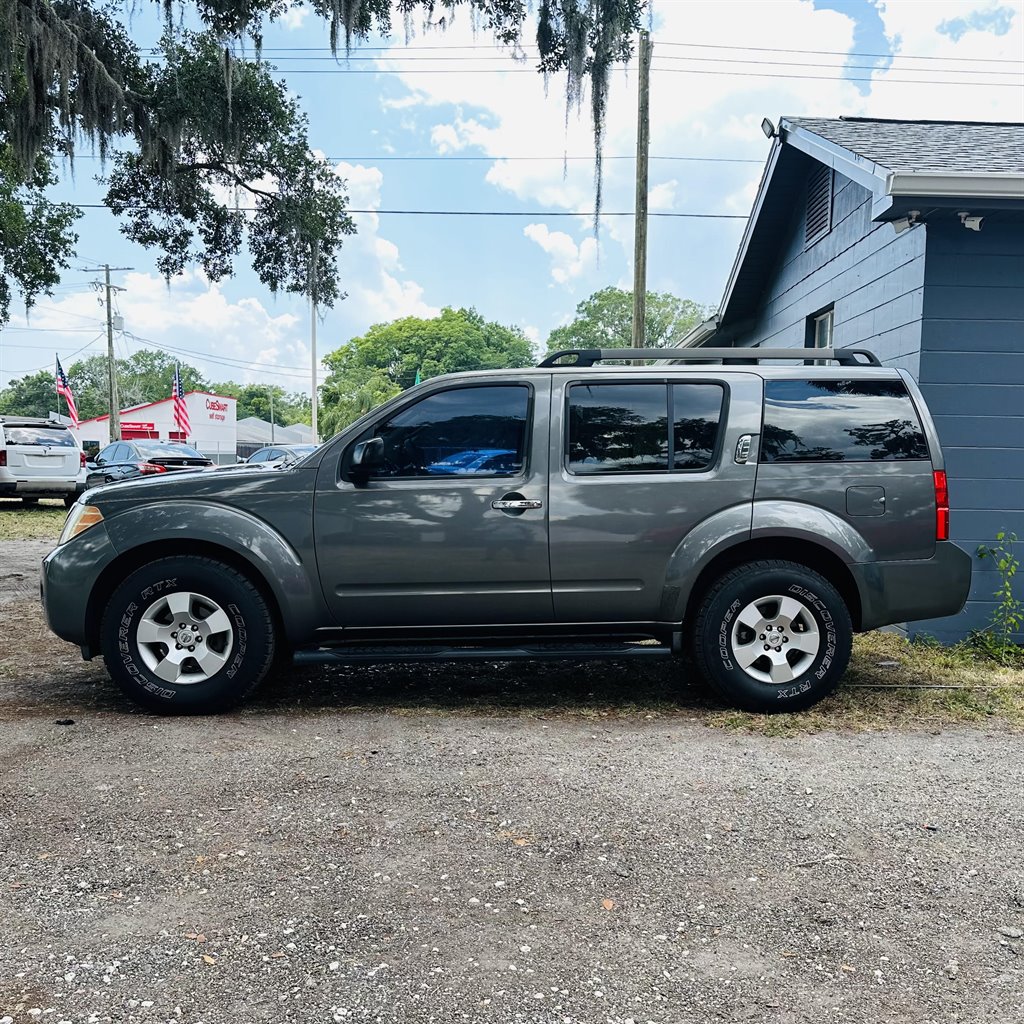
[100,556,276,714]
[691,560,852,713]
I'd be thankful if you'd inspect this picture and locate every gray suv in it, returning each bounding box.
[41,348,972,715]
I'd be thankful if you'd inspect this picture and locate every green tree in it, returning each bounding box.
[0,368,56,418]
[212,381,311,426]
[547,287,712,353]
[320,307,534,435]
[1,145,80,321]
[1,1,642,322]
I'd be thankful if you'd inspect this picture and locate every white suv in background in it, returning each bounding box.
[0,416,84,507]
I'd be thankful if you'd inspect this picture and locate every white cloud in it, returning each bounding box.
[648,180,678,211]
[279,6,308,31]
[523,223,598,285]
[332,161,440,324]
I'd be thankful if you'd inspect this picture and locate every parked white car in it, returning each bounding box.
[0,416,84,507]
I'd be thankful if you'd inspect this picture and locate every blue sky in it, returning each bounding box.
[3,0,1022,397]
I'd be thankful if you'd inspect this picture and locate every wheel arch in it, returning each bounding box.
[680,537,864,635]
[84,539,290,659]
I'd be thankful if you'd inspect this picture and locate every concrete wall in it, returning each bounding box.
[732,170,928,374]
[913,219,1024,642]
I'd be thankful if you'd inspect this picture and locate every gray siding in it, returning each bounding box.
[913,220,1024,643]
[731,170,927,373]
[728,166,1024,643]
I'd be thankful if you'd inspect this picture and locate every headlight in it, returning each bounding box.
[59,503,104,544]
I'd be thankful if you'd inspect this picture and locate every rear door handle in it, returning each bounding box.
[491,498,543,511]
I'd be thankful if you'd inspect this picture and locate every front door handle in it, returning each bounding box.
[491,498,543,511]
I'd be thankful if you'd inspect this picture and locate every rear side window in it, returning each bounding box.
[567,382,724,474]
[3,425,77,447]
[761,379,929,463]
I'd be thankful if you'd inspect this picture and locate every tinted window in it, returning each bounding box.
[135,442,204,459]
[568,383,723,475]
[372,386,529,478]
[761,379,929,463]
[3,425,77,447]
[248,449,269,463]
[673,384,724,469]
[96,444,117,464]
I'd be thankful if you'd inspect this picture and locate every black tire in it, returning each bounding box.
[100,556,276,714]
[691,559,852,713]
[21,497,39,506]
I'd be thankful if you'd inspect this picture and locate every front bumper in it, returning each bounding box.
[855,542,973,631]
[40,523,119,659]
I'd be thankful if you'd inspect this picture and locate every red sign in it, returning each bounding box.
[120,421,155,431]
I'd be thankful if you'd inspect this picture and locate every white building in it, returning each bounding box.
[76,391,238,464]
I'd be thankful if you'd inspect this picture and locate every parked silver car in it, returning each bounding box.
[0,416,83,507]
[42,348,971,716]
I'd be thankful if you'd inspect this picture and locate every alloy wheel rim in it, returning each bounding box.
[135,591,233,685]
[730,594,820,685]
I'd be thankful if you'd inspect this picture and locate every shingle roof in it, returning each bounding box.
[784,117,1024,175]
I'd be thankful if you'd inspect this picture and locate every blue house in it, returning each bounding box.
[682,117,1024,641]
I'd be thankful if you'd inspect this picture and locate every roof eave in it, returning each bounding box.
[675,315,720,349]
[714,136,784,333]
[887,170,1024,201]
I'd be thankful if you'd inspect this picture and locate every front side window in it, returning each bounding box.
[568,383,724,475]
[371,385,530,478]
[761,379,929,463]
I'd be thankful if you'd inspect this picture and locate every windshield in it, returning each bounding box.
[135,442,205,459]
[3,425,77,447]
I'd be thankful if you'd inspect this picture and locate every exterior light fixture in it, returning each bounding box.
[761,118,776,139]
[891,210,922,234]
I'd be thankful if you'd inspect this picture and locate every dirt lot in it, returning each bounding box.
[1,526,1023,1024]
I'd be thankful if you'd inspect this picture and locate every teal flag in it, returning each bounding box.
[414,368,421,385]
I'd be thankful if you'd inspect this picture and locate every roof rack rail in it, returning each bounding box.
[538,347,882,368]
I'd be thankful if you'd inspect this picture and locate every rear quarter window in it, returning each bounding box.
[761,379,929,463]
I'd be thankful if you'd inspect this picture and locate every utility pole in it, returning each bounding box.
[631,30,653,352]
[310,239,320,442]
[78,265,131,440]
[269,387,275,443]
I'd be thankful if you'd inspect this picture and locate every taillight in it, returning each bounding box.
[138,463,167,475]
[0,451,6,467]
[934,469,949,541]
[79,451,86,468]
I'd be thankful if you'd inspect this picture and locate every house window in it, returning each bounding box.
[808,308,834,349]
[805,165,833,246]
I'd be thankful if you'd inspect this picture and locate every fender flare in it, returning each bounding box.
[99,500,323,643]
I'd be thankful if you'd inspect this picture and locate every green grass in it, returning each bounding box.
[0,499,67,540]
[707,631,1024,736]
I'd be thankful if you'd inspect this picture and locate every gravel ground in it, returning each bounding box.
[2,540,1023,1024]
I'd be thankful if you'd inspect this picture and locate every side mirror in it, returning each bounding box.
[350,437,384,485]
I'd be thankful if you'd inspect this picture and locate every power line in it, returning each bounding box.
[53,204,752,218]
[123,332,328,381]
[655,39,1024,65]
[143,41,1024,65]
[193,65,1023,86]
[56,153,765,164]
[192,53,1023,77]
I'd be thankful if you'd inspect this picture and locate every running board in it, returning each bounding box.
[294,641,673,665]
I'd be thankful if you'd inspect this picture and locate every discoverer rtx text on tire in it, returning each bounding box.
[100,556,276,714]
[691,559,853,713]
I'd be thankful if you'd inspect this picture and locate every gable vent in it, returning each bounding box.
[805,165,833,246]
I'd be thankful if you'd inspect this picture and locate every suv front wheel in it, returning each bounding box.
[100,556,277,714]
[691,560,852,713]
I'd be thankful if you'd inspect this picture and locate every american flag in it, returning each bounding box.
[172,364,191,435]
[55,356,79,428]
